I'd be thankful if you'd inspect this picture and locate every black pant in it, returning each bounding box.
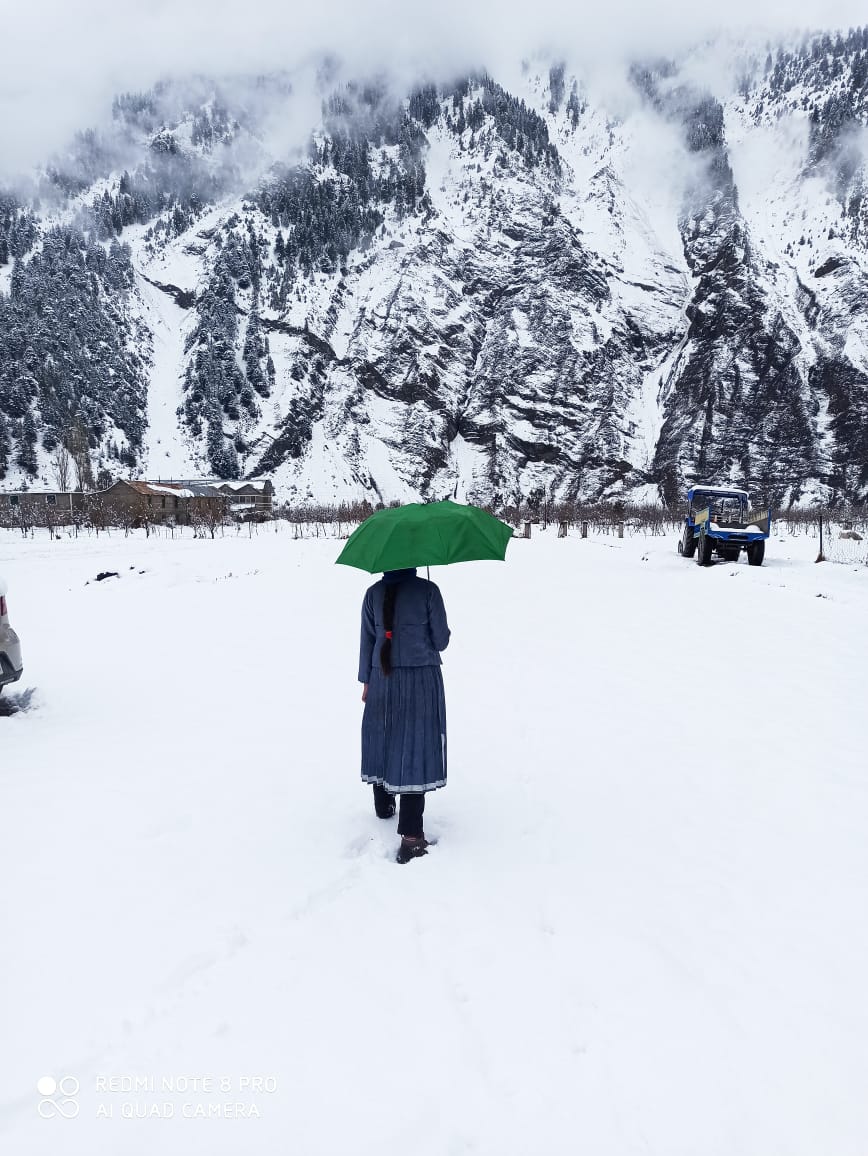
[372,785,425,837]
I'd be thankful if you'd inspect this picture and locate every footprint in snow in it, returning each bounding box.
[0,687,38,716]
[345,832,395,861]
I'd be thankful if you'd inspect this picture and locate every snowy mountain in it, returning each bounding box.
[3,30,868,505]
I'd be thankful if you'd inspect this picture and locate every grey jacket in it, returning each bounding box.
[358,576,450,682]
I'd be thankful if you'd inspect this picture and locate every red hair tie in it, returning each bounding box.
[385,631,393,640]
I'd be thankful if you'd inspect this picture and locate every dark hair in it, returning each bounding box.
[380,583,398,676]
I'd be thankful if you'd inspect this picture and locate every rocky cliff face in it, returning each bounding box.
[3,32,868,505]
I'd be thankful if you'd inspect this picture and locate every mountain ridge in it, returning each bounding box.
[3,34,868,505]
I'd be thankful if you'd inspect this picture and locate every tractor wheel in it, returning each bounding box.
[747,541,765,566]
[681,526,696,558]
[697,533,714,566]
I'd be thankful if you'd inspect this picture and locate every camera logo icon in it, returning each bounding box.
[37,1076,80,1119]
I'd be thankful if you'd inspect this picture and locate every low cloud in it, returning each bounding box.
[1,0,866,179]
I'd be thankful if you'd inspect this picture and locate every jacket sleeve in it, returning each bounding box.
[427,583,451,653]
[358,589,375,682]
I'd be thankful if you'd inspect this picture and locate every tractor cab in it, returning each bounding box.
[687,487,749,528]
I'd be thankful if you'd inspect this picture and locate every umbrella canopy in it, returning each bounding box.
[336,500,513,573]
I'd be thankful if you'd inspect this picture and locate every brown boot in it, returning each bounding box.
[396,835,430,864]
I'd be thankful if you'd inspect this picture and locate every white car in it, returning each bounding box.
[0,574,23,693]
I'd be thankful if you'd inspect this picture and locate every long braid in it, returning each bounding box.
[380,583,397,676]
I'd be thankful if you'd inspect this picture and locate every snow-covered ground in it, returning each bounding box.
[1,524,867,1154]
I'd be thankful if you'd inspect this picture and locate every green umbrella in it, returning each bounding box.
[335,500,513,573]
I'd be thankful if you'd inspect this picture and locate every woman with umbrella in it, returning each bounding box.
[358,567,450,863]
[338,500,512,864]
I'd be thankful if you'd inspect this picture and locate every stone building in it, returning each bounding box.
[0,480,228,528]
[152,478,275,518]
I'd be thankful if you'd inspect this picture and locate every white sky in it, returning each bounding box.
[1,0,866,179]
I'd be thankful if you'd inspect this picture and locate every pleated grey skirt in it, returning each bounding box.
[361,665,447,794]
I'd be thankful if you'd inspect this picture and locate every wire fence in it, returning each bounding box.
[823,530,868,566]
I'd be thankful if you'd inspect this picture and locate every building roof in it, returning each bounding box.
[0,488,78,496]
[183,483,227,498]
[121,481,195,498]
[147,477,272,492]
[213,480,272,493]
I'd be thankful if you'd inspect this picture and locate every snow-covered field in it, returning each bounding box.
[1,524,867,1155]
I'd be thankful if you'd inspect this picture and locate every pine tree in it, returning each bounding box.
[548,64,566,113]
[18,411,38,474]
[0,410,10,477]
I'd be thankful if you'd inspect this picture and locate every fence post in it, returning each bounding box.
[521,521,532,539]
[557,521,568,538]
[581,520,588,539]
[618,522,624,539]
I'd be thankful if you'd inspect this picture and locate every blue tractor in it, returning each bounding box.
[678,486,771,566]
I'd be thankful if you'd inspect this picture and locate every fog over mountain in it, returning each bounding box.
[4,0,866,176]
[3,6,868,505]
